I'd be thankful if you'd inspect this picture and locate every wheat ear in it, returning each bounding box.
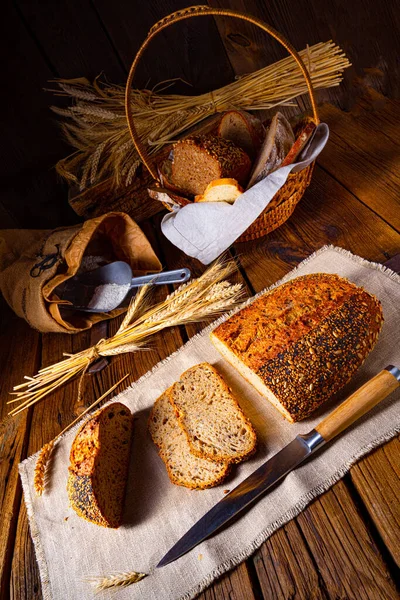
[33,373,130,496]
[88,571,147,592]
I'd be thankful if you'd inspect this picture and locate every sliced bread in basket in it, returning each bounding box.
[148,390,230,489]
[167,135,252,196]
[168,363,257,463]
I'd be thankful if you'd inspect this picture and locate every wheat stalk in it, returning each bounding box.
[33,373,130,496]
[88,571,147,592]
[49,41,351,189]
[10,260,244,416]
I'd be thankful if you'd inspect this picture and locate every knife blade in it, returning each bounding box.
[157,365,400,568]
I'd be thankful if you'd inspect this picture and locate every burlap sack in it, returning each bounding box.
[0,212,162,333]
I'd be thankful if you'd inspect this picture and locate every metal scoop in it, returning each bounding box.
[57,262,191,313]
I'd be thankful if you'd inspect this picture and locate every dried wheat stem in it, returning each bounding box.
[50,41,350,189]
[11,260,244,415]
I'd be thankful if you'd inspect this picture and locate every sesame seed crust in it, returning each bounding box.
[211,273,384,422]
[258,293,383,421]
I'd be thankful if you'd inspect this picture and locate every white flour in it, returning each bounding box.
[88,283,130,312]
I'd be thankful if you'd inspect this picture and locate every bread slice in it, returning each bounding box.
[168,135,251,196]
[210,274,384,422]
[148,391,230,489]
[67,402,133,528]
[247,112,295,188]
[168,363,257,463]
[217,110,265,160]
[281,119,317,167]
[194,178,243,204]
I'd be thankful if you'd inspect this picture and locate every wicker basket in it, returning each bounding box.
[125,5,319,243]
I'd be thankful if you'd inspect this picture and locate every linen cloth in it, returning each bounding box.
[19,246,400,600]
[161,124,329,264]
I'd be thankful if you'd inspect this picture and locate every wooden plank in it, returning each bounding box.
[318,100,400,231]
[0,301,40,599]
[207,0,351,112]
[296,480,398,599]
[0,1,73,228]
[93,0,234,92]
[253,519,327,600]
[200,562,257,600]
[15,0,125,81]
[350,437,400,567]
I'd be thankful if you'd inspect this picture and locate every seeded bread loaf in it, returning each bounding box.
[148,391,230,489]
[210,274,383,422]
[168,362,257,463]
[67,402,133,527]
[168,135,251,196]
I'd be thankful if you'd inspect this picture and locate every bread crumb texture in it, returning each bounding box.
[67,402,133,527]
[168,363,257,463]
[148,391,230,489]
[212,273,383,421]
[170,135,251,195]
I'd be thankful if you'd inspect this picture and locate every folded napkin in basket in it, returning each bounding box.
[162,123,329,264]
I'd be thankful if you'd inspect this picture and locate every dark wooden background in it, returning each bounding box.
[1,0,399,230]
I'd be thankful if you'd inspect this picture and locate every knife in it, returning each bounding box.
[157,365,400,568]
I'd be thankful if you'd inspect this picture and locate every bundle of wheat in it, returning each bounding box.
[50,41,350,191]
[10,260,244,418]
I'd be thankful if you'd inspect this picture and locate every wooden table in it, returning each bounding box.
[1,89,399,599]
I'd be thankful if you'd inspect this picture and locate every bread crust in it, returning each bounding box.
[194,178,243,204]
[170,135,251,195]
[148,390,230,489]
[168,362,257,463]
[67,402,133,527]
[211,274,383,422]
[217,110,266,159]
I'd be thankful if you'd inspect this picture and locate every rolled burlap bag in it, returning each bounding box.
[0,212,162,333]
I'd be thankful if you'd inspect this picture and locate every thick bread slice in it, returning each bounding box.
[247,112,294,188]
[210,273,383,422]
[194,178,243,204]
[169,135,252,196]
[168,363,257,463]
[67,402,133,528]
[148,391,230,489]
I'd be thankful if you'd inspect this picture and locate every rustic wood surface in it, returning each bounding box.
[1,1,400,598]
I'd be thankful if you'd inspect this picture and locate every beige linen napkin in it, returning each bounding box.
[19,246,400,600]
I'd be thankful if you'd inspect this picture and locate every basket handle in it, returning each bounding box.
[125,5,320,182]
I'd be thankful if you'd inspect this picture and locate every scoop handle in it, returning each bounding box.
[131,268,191,288]
[315,366,400,442]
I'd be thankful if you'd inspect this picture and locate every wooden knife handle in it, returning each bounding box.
[315,366,400,442]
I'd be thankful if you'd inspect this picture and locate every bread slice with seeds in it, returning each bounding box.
[211,273,383,422]
[67,402,133,528]
[148,391,230,489]
[168,135,251,196]
[168,363,257,463]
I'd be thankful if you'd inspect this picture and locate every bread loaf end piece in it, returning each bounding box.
[211,273,383,422]
[148,391,230,489]
[168,362,257,463]
[217,110,266,159]
[67,402,133,527]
